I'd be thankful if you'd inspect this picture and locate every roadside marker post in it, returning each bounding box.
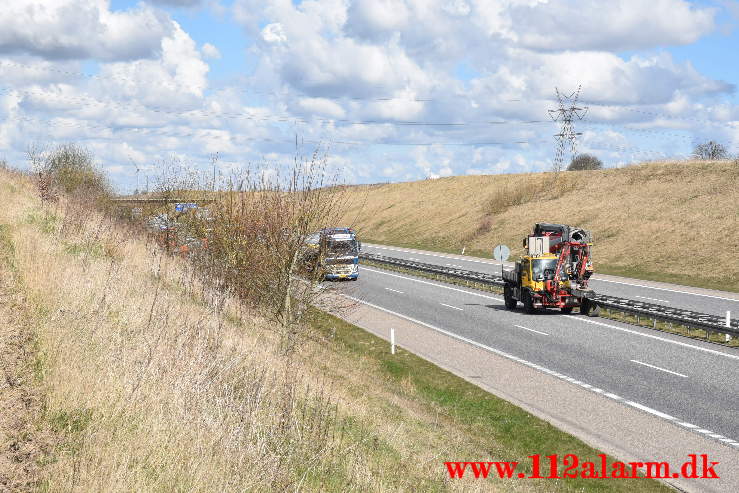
[390,328,396,355]
[727,311,732,342]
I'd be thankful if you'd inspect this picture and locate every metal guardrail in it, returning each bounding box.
[360,252,739,339]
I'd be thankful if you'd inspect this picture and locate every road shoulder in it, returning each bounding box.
[326,292,739,493]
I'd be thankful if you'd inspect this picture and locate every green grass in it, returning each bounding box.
[63,240,105,258]
[24,210,59,235]
[309,309,671,492]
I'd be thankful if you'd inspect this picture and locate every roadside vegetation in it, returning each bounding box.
[0,152,671,492]
[340,159,739,292]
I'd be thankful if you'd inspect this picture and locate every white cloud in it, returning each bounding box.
[0,0,736,191]
[95,22,210,106]
[0,0,173,61]
[297,98,346,119]
[508,0,716,52]
[147,0,202,6]
[201,42,221,59]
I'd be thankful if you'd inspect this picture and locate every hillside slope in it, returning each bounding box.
[341,160,739,292]
[0,169,668,492]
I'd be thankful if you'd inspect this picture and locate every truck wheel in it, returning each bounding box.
[580,298,591,315]
[523,290,536,314]
[561,306,574,314]
[504,284,517,310]
[580,298,600,317]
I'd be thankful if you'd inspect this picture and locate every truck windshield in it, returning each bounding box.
[327,239,358,257]
[532,258,559,280]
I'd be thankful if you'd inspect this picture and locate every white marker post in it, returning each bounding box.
[726,311,732,343]
[390,328,396,355]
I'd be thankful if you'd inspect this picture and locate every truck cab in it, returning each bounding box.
[318,228,360,281]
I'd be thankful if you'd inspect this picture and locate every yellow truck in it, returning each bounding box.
[502,223,599,315]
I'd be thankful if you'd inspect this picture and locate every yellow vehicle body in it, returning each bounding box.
[518,253,572,293]
[503,252,596,314]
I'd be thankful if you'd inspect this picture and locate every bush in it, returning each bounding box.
[567,153,603,171]
[34,144,113,201]
[692,140,728,160]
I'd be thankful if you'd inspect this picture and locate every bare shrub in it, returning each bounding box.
[567,153,603,171]
[462,214,493,242]
[173,151,349,355]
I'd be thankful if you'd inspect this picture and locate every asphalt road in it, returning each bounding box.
[332,265,739,450]
[362,243,739,318]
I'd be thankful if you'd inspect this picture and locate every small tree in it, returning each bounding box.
[692,140,728,160]
[567,153,603,171]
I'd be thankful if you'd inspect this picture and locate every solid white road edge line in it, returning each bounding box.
[364,265,739,361]
[630,359,689,378]
[440,303,463,311]
[514,324,549,336]
[339,292,739,449]
[366,244,739,303]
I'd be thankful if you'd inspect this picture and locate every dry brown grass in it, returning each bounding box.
[340,160,739,291]
[0,173,53,492]
[0,170,518,492]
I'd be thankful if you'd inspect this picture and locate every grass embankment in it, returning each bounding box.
[341,160,739,292]
[0,169,668,491]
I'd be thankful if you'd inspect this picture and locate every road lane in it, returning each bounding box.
[335,265,739,447]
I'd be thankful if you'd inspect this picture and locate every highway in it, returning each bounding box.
[363,243,739,318]
[332,264,739,451]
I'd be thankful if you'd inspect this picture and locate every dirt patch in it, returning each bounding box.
[0,226,51,492]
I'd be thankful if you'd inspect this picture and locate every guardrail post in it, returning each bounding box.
[653,318,656,329]
[390,328,396,355]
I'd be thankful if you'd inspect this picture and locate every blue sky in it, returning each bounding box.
[1,0,738,192]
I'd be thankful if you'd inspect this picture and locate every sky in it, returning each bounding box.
[1,0,738,192]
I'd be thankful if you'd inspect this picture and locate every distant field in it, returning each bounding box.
[340,160,739,292]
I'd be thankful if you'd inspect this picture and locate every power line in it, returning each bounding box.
[0,86,551,128]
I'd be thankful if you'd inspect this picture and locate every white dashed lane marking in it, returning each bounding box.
[513,324,549,336]
[630,359,689,378]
